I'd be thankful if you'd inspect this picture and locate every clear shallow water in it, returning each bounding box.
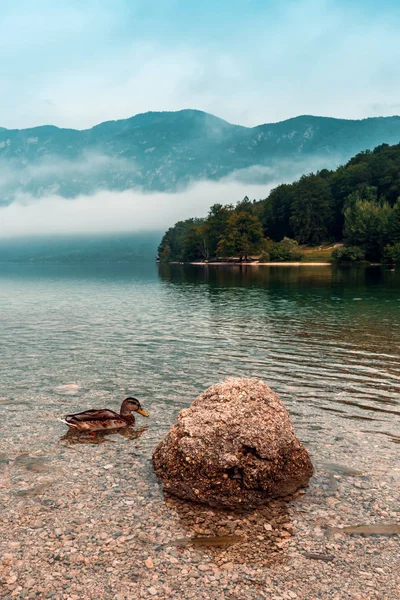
[1,262,399,598]
[0,262,399,443]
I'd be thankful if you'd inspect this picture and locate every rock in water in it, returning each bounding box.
[152,378,314,509]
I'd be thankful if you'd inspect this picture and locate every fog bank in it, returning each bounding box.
[0,150,345,239]
[0,179,272,239]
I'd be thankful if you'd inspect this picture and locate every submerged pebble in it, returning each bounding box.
[55,384,82,396]
[15,482,52,496]
[330,524,400,535]
[322,462,364,476]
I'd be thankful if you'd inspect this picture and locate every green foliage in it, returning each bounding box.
[262,184,294,240]
[158,218,204,261]
[344,193,392,260]
[390,199,400,243]
[289,174,334,244]
[269,238,302,262]
[235,196,255,214]
[382,243,400,264]
[182,223,209,261]
[331,246,366,262]
[331,162,372,207]
[159,244,172,263]
[204,204,233,257]
[259,251,271,262]
[263,143,400,246]
[343,186,378,210]
[217,211,264,259]
[159,142,400,263]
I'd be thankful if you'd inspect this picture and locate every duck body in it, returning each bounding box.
[63,397,148,432]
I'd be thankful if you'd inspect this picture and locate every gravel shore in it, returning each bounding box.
[1,391,399,600]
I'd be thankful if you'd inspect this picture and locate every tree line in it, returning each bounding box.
[158,143,400,263]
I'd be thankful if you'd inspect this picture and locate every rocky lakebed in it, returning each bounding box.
[0,377,399,600]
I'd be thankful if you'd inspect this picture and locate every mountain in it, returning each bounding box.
[1,109,400,202]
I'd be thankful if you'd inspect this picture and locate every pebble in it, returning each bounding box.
[147,587,158,596]
[145,557,154,569]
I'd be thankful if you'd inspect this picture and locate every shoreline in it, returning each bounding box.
[171,261,332,267]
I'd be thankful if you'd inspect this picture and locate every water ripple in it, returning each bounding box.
[0,263,399,448]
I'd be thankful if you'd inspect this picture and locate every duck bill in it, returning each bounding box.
[137,408,149,417]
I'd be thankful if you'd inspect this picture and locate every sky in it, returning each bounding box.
[1,0,400,130]
[0,0,399,239]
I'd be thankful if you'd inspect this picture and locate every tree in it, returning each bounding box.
[235,196,257,214]
[182,223,209,261]
[383,242,400,264]
[217,211,264,260]
[262,184,294,240]
[269,238,302,262]
[331,246,365,262]
[204,204,233,258]
[159,243,171,263]
[290,174,335,244]
[343,186,378,211]
[158,218,204,261]
[390,199,400,243]
[331,162,371,207]
[344,198,392,260]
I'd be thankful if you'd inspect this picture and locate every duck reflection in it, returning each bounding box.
[60,425,148,446]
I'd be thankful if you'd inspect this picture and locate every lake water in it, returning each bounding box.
[1,263,398,435]
[0,262,399,598]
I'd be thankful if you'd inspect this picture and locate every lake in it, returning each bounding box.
[0,262,399,598]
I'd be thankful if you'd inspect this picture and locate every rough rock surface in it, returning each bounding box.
[152,377,314,509]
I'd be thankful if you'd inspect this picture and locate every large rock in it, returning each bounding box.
[152,378,314,509]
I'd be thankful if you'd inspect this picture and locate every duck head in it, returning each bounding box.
[121,397,149,417]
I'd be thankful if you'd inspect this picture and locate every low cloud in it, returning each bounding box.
[0,152,344,239]
[227,154,343,186]
[0,180,270,238]
[0,153,139,203]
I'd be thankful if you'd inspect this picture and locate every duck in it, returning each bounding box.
[62,397,149,433]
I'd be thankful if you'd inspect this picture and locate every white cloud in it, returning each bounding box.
[0,153,131,188]
[0,146,346,239]
[0,179,274,239]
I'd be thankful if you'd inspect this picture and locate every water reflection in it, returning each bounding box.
[60,426,148,446]
[156,264,400,435]
[1,262,399,458]
[158,262,400,290]
[15,453,51,472]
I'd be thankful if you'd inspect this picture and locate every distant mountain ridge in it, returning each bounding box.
[1,109,400,201]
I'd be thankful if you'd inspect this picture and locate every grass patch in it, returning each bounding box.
[300,244,341,262]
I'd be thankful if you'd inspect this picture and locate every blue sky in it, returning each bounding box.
[0,0,399,129]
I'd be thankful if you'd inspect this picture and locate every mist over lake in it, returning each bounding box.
[0,232,162,263]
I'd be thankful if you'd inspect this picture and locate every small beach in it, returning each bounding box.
[189,262,332,267]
